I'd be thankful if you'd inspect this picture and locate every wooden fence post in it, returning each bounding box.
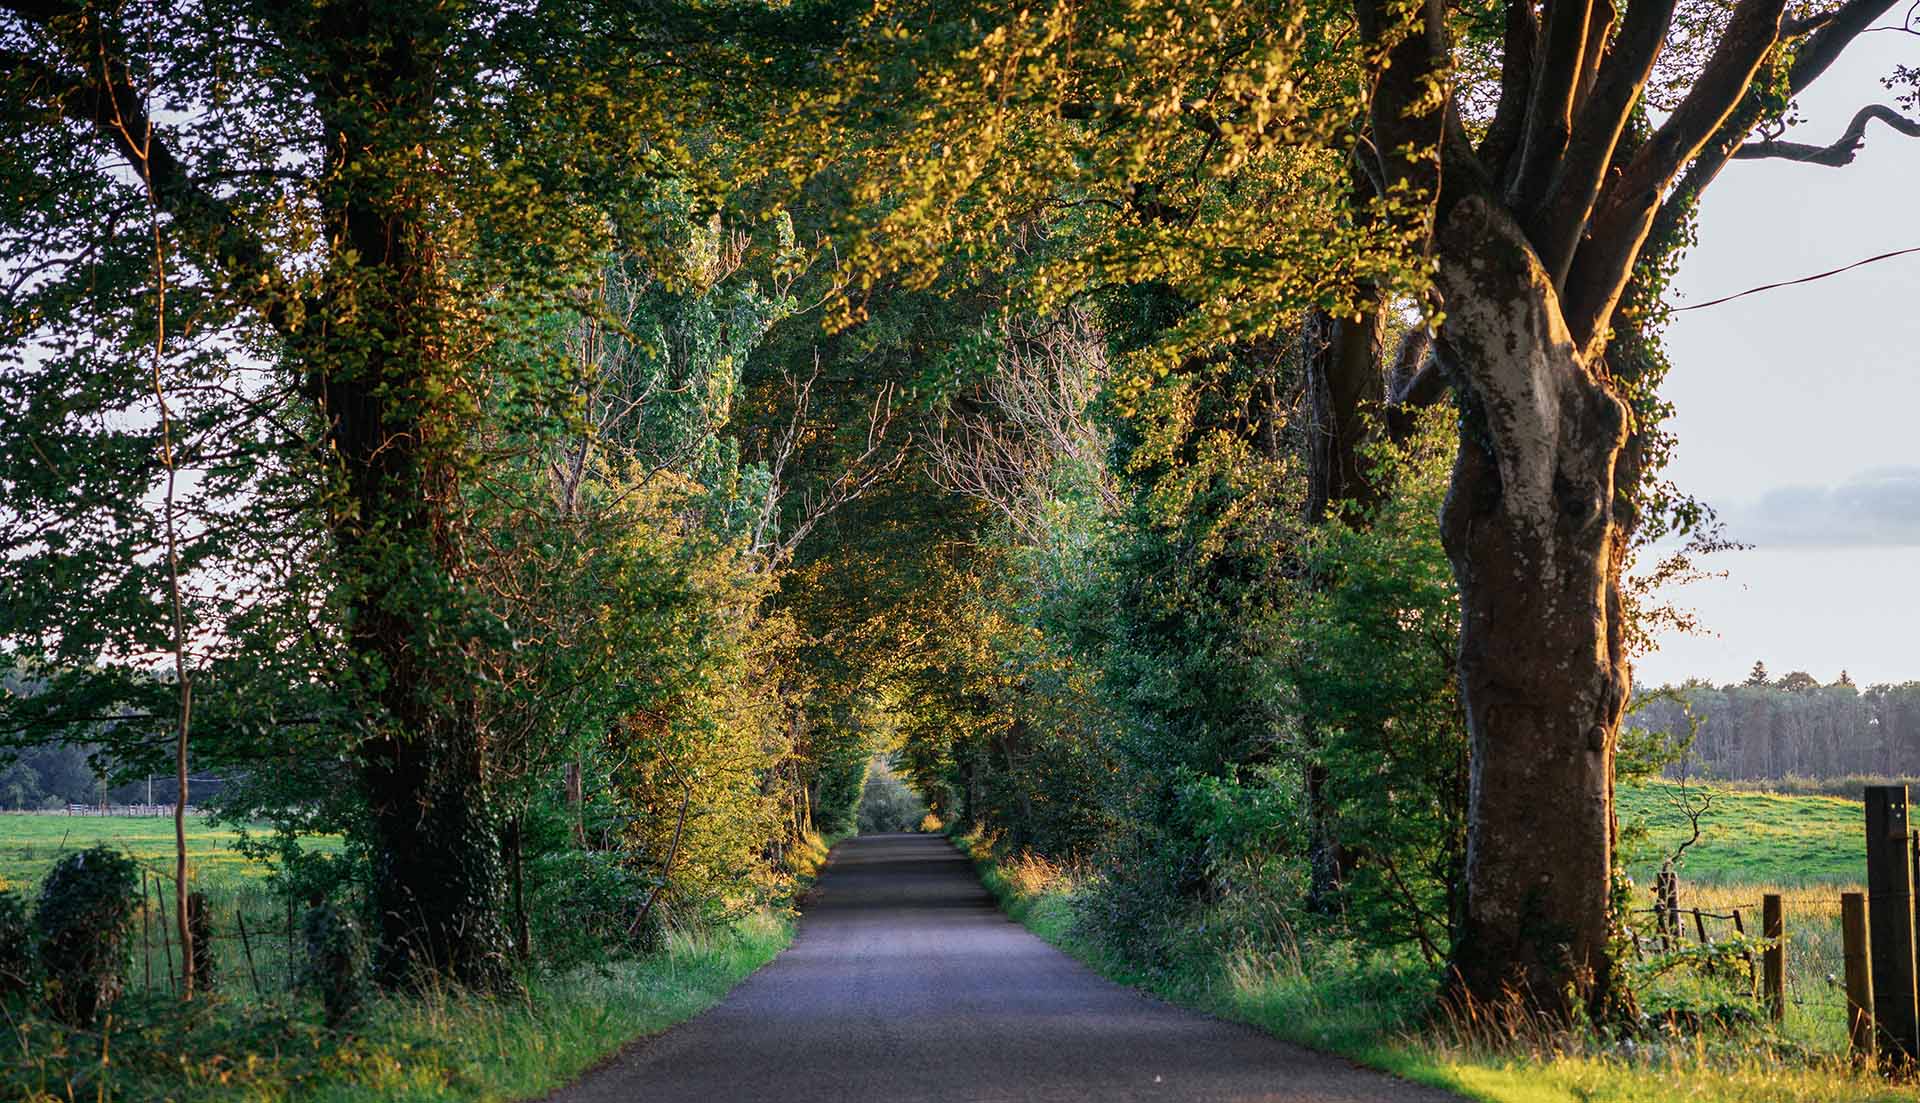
[1865,785,1918,1061]
[236,908,263,1000]
[1845,891,1876,1065]
[187,891,215,994]
[1656,867,1679,951]
[1762,893,1784,1022]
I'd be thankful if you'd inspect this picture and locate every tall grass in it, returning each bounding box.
[0,821,833,1101]
[4,910,792,1103]
[954,829,1920,1103]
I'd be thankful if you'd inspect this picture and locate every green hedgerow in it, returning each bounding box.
[34,846,139,1025]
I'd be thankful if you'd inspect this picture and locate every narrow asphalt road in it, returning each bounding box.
[549,833,1459,1103]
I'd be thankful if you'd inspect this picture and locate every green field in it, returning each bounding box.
[0,812,336,892]
[1618,781,1864,886]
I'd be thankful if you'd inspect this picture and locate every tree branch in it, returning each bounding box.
[1355,0,1452,224]
[1563,0,1789,351]
[1477,0,1538,183]
[1733,103,1920,165]
[0,5,295,334]
[1529,0,1676,289]
[1510,0,1601,213]
[1649,0,1903,289]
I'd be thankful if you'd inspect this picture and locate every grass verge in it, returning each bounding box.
[4,831,835,1102]
[4,910,792,1103]
[952,830,1919,1103]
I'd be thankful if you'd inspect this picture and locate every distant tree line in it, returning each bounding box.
[1635,664,1920,783]
[0,741,231,811]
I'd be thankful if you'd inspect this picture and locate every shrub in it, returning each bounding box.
[301,903,367,1028]
[0,888,31,1000]
[526,847,658,969]
[34,846,139,1025]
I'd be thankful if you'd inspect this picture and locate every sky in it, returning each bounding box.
[1634,31,1920,688]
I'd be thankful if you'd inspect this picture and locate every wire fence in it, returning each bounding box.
[129,873,311,1003]
[1630,889,1852,1024]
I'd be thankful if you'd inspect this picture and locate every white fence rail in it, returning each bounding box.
[63,803,202,817]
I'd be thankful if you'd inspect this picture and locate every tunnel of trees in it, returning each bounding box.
[1,0,1915,1022]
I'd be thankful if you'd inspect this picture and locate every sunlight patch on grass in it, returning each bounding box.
[0,812,341,891]
[1618,783,1863,887]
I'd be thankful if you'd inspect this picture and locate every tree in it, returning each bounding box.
[1747,661,1773,687]
[0,0,733,986]
[1345,0,1917,1013]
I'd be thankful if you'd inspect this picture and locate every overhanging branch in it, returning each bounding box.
[1734,104,1920,165]
[0,5,297,335]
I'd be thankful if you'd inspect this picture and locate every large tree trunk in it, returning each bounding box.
[327,290,511,989]
[1303,305,1386,525]
[1434,198,1630,1015]
[310,7,510,990]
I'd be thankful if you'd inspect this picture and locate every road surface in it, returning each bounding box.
[550,833,1457,1103]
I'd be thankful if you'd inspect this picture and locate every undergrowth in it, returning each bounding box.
[3,911,790,1102]
[953,828,1918,1103]
[0,834,833,1102]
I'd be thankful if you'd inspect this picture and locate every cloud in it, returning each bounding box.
[1720,467,1920,547]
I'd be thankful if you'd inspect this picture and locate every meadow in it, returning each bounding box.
[0,812,347,1014]
[1618,781,1865,886]
[0,811,824,1102]
[0,811,340,890]
[1614,782,1872,1058]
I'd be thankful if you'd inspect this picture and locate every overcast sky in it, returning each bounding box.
[1635,31,1920,688]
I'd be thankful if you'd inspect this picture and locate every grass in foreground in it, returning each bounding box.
[3,826,830,1102]
[5,910,792,1103]
[954,831,1917,1103]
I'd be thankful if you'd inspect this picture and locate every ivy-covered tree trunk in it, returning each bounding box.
[307,12,510,990]
[1433,198,1630,1012]
[1344,0,1912,1017]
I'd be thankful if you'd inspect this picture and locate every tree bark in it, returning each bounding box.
[1434,197,1630,1014]
[1303,303,1386,525]
[566,760,587,847]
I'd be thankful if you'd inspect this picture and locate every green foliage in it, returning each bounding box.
[788,0,1424,370]
[33,846,139,1025]
[1288,410,1467,960]
[302,903,369,1030]
[0,888,30,1000]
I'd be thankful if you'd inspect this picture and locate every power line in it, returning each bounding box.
[1671,244,1920,312]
